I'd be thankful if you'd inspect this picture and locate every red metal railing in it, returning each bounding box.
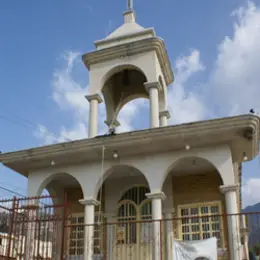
[0,195,260,259]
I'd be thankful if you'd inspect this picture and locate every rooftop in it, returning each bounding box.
[0,114,259,176]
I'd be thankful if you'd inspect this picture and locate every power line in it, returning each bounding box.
[0,185,25,198]
[0,185,52,207]
[0,112,66,142]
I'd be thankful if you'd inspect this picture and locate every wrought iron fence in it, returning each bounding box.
[0,195,260,260]
[0,195,63,259]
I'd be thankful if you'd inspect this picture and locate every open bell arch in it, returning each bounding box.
[87,59,169,131]
[101,64,149,126]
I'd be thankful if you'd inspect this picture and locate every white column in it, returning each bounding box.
[220,184,241,260]
[144,82,160,128]
[146,191,166,260]
[85,94,103,138]
[163,209,174,260]
[79,198,100,260]
[159,110,171,127]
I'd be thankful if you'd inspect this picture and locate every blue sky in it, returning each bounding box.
[1,0,260,206]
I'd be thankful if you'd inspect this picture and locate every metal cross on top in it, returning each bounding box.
[127,0,133,10]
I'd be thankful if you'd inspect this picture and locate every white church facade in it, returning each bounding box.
[0,2,260,260]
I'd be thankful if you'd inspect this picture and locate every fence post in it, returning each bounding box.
[60,192,68,260]
[24,203,39,260]
[7,196,16,258]
[160,219,163,260]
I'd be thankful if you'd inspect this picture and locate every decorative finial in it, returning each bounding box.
[127,0,133,10]
[124,0,135,23]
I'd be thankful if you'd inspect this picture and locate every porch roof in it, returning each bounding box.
[0,114,259,176]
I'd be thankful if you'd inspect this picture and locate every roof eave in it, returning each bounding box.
[94,28,155,48]
[1,114,259,171]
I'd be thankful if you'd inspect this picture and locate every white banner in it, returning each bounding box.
[172,237,218,260]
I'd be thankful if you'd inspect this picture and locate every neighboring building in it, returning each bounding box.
[0,2,259,260]
[0,232,52,259]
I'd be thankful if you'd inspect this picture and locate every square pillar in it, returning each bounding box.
[220,184,241,260]
[79,198,100,260]
[85,94,103,138]
[159,110,171,127]
[146,191,166,260]
[144,82,161,128]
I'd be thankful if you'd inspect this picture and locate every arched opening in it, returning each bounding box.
[102,66,148,127]
[162,157,227,249]
[37,173,85,258]
[117,98,149,132]
[95,165,152,259]
[117,186,152,244]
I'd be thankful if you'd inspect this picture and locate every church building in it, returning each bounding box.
[0,2,259,260]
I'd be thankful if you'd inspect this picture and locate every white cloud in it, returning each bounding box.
[168,1,260,124]
[168,49,206,124]
[207,1,260,117]
[242,178,260,207]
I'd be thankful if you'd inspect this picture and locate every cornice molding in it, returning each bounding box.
[219,184,239,194]
[82,37,174,86]
[0,115,259,167]
[146,191,166,200]
[159,110,171,119]
[144,81,161,92]
[85,93,103,104]
[94,28,155,48]
[79,197,100,206]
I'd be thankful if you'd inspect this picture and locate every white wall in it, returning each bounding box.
[27,144,235,201]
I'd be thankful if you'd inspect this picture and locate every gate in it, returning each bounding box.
[1,194,260,260]
[0,195,66,259]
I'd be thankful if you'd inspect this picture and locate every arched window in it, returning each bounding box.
[119,186,150,205]
[116,186,152,244]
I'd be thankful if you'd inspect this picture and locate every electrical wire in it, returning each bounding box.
[0,185,52,207]
[0,185,26,198]
[0,112,63,142]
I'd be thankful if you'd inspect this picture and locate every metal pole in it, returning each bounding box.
[7,197,16,258]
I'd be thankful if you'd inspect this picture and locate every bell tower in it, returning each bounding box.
[83,1,174,138]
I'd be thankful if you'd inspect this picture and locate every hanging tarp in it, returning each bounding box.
[172,237,218,260]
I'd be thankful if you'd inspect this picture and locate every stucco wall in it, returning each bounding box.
[89,51,160,94]
[172,172,224,208]
[27,145,236,201]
